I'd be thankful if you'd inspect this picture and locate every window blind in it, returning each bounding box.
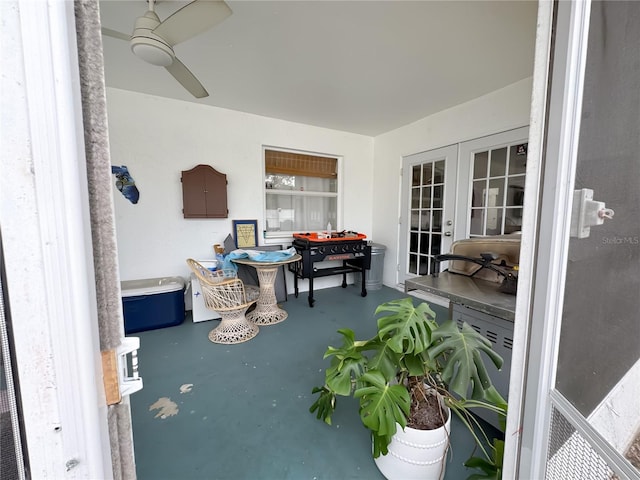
[265,150,337,179]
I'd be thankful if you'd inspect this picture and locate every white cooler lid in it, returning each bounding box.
[121,277,185,297]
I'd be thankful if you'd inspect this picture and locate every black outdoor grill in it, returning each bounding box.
[289,233,371,307]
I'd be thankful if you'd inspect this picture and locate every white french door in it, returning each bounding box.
[399,128,529,287]
[399,145,457,284]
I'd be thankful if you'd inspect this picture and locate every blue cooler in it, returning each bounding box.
[121,277,185,334]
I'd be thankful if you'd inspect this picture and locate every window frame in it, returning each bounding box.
[262,146,342,240]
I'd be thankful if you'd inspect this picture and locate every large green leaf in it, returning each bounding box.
[309,386,337,425]
[372,431,395,458]
[323,328,367,396]
[365,338,403,381]
[482,385,508,430]
[323,327,357,360]
[464,438,504,480]
[402,350,438,377]
[375,298,437,355]
[429,320,504,400]
[354,371,410,440]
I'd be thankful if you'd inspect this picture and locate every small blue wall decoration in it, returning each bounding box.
[111,165,140,204]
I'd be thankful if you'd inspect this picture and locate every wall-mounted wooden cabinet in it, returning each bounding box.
[181,164,228,218]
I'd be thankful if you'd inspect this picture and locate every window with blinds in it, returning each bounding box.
[264,148,339,236]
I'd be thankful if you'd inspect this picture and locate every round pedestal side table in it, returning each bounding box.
[231,254,301,325]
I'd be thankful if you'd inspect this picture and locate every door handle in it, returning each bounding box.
[444,231,452,237]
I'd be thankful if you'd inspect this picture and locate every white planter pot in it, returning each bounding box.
[374,411,451,480]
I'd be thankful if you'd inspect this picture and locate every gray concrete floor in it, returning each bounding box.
[129,285,501,479]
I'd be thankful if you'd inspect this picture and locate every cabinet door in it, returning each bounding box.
[203,167,227,218]
[181,164,228,218]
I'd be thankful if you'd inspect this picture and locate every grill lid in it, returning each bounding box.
[443,234,521,285]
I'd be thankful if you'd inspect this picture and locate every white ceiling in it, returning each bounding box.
[98,0,538,136]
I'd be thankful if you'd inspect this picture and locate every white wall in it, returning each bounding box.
[106,88,374,287]
[107,78,533,291]
[372,77,534,288]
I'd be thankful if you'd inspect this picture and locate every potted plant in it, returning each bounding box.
[309,297,507,480]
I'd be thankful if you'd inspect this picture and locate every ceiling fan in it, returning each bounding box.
[101,0,232,98]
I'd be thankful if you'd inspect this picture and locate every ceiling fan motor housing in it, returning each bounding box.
[130,10,175,66]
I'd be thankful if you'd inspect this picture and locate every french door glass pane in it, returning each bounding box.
[410,232,418,252]
[509,145,527,174]
[421,186,432,206]
[485,208,503,235]
[419,255,429,275]
[504,208,522,234]
[411,211,419,229]
[432,185,443,208]
[409,253,417,274]
[474,151,489,179]
[420,210,431,230]
[490,147,508,177]
[433,160,445,183]
[431,234,441,255]
[429,256,440,274]
[411,187,420,209]
[412,165,421,186]
[488,178,506,206]
[472,180,486,207]
[506,176,525,206]
[419,233,429,254]
[432,210,442,232]
[422,164,433,184]
[470,208,484,235]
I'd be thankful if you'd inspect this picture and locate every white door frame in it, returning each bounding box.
[1,1,113,477]
[518,0,592,474]
[501,0,556,476]
[503,0,590,476]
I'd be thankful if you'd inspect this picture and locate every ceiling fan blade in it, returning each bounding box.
[165,57,209,98]
[101,27,130,41]
[153,0,232,46]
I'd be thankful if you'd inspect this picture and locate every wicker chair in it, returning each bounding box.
[186,259,260,344]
